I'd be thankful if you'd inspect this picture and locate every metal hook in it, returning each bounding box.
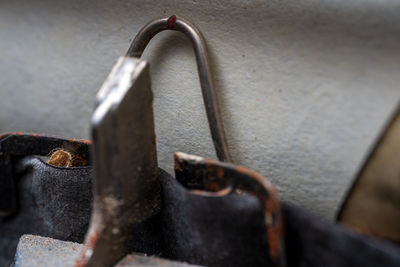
[127,15,232,163]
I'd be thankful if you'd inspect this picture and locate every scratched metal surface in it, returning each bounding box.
[0,0,399,218]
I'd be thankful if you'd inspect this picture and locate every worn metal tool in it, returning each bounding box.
[75,58,160,267]
[77,15,233,267]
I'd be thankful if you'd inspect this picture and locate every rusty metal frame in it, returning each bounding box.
[174,152,286,267]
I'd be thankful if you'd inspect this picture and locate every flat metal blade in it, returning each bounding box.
[76,57,160,267]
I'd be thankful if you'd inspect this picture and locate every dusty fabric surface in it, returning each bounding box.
[284,204,400,267]
[0,157,271,267]
[129,169,272,266]
[1,150,399,267]
[0,157,92,267]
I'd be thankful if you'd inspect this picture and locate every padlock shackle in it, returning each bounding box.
[126,15,232,163]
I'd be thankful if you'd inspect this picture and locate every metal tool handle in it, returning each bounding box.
[127,15,232,163]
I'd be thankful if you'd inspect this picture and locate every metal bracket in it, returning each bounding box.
[76,57,160,267]
[174,152,286,267]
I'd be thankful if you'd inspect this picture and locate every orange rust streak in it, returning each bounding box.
[265,190,280,213]
[236,165,281,213]
[186,157,285,264]
[173,153,182,172]
[70,138,92,145]
[267,226,281,262]
[236,165,266,184]
[234,165,284,264]
[217,166,224,180]
[205,159,215,174]
[75,230,99,267]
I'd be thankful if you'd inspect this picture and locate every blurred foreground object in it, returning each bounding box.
[338,106,400,244]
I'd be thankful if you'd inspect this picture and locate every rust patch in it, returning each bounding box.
[69,138,92,145]
[28,132,40,137]
[236,165,280,212]
[71,154,89,167]
[47,145,89,167]
[234,166,283,264]
[217,166,224,180]
[167,15,177,29]
[174,153,182,172]
[205,159,215,175]
[195,159,285,266]
[267,226,281,262]
[204,160,229,192]
[75,230,99,267]
[48,149,73,167]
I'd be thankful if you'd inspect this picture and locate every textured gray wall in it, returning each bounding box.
[0,0,399,219]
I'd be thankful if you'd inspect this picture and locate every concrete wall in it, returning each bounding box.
[0,0,399,218]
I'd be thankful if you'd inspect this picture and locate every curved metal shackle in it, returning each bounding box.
[126,15,232,163]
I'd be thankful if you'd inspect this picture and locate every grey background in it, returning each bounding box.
[0,0,399,219]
